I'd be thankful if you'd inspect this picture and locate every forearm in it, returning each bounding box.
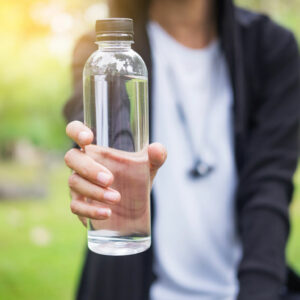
[237,190,289,300]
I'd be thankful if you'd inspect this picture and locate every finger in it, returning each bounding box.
[70,189,87,227]
[68,173,120,204]
[64,148,113,187]
[70,197,111,220]
[148,142,167,182]
[66,120,94,148]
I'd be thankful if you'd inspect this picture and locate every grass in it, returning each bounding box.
[0,161,299,299]
[0,161,86,300]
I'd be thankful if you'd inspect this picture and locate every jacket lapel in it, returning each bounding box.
[219,0,248,171]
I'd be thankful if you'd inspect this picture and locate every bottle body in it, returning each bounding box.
[83,41,150,255]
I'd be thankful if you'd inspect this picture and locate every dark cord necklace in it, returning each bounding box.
[167,67,215,179]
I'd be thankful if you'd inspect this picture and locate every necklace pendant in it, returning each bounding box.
[188,160,214,179]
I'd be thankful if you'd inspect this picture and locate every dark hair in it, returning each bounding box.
[109,0,225,29]
[109,0,150,19]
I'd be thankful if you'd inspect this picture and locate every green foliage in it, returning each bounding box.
[0,12,72,151]
[0,0,299,153]
[0,46,72,151]
[236,0,300,41]
[0,0,101,153]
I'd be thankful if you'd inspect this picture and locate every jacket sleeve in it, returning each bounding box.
[237,23,300,300]
[63,33,97,123]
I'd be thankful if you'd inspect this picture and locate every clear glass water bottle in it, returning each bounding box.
[83,18,150,256]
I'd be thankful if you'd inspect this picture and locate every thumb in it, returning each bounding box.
[148,142,167,183]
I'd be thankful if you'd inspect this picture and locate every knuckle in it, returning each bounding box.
[90,209,100,220]
[95,188,104,201]
[64,149,76,165]
[113,168,121,179]
[80,164,90,178]
[68,174,78,187]
[70,200,78,215]
[64,152,70,165]
[87,149,99,161]
[66,122,72,135]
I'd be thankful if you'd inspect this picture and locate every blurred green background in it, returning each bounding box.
[0,0,299,299]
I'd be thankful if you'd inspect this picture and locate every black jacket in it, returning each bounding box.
[64,1,300,299]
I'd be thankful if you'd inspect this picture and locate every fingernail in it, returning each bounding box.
[78,131,90,144]
[97,208,111,217]
[103,191,120,203]
[97,172,111,185]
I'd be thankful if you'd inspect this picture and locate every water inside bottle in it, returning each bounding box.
[84,74,150,255]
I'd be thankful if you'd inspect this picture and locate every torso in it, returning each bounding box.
[148,21,242,300]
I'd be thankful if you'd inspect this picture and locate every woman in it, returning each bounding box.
[64,0,300,299]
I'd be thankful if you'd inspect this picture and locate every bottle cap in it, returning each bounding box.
[95,18,134,41]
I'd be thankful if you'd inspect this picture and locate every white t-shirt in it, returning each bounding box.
[148,21,242,300]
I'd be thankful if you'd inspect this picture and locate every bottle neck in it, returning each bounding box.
[96,41,133,51]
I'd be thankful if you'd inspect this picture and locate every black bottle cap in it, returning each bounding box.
[95,18,134,41]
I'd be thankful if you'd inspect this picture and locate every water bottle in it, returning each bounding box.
[83,18,150,255]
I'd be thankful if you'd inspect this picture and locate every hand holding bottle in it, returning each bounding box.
[64,120,167,228]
